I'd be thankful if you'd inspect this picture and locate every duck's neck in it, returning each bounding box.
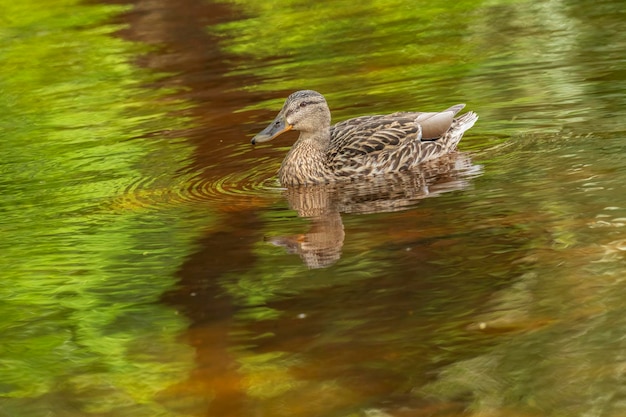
[278,128,332,185]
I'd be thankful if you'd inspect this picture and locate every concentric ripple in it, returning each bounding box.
[110,162,283,213]
[180,168,282,206]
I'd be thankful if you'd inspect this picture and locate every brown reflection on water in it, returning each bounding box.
[107,0,280,170]
[161,211,263,417]
[104,0,273,415]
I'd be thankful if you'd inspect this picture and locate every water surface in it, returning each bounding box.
[1,0,626,416]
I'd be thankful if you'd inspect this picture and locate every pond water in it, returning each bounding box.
[1,0,626,416]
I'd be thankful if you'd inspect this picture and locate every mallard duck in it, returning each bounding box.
[251,90,478,185]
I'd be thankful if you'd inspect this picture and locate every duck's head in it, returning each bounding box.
[251,90,331,144]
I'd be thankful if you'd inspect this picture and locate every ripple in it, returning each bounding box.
[110,166,282,213]
[181,169,281,205]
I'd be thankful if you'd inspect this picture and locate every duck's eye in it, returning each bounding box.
[299,102,308,108]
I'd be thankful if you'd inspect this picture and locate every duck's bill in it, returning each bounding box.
[251,116,293,144]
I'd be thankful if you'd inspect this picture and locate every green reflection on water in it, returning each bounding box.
[0,1,202,416]
[214,0,478,117]
[218,0,626,138]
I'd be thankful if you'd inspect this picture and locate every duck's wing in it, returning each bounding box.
[329,114,418,158]
[328,105,466,175]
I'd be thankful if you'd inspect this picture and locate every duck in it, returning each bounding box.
[251,90,478,186]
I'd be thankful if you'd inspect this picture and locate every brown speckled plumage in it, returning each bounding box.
[251,90,478,186]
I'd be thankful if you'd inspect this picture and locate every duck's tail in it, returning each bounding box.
[447,111,478,150]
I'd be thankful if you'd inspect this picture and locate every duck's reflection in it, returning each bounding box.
[268,152,481,268]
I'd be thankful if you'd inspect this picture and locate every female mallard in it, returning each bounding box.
[251,90,478,186]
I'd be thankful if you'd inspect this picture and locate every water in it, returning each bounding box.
[1,0,626,416]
